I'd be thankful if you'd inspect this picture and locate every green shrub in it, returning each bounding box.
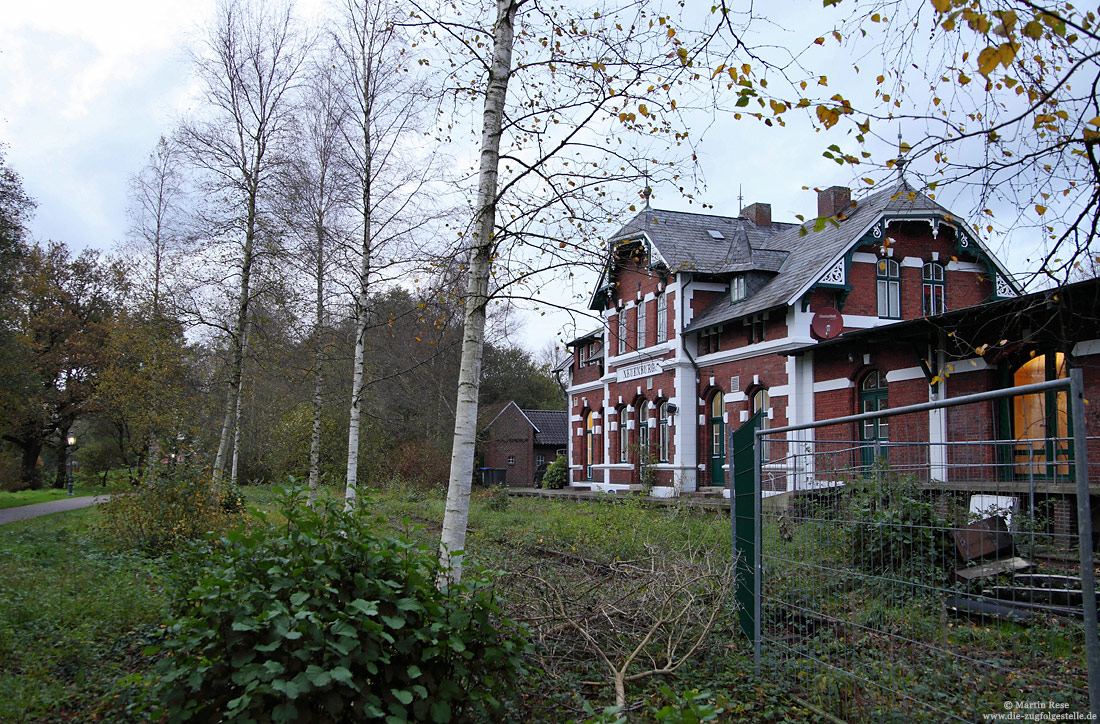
[845,473,955,585]
[94,462,242,555]
[154,487,527,724]
[484,484,510,511]
[541,454,568,490]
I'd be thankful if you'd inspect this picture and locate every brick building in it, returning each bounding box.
[483,402,567,486]
[558,181,1090,497]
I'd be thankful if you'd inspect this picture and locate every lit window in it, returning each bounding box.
[637,301,647,349]
[617,312,627,354]
[876,258,901,318]
[922,261,945,316]
[731,274,746,302]
[656,294,667,343]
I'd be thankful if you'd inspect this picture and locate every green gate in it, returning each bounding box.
[731,410,764,645]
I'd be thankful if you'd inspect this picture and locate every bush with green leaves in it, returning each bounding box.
[154,487,527,724]
[845,472,955,585]
[94,461,242,555]
[541,454,568,489]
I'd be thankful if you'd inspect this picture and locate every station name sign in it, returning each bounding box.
[616,360,662,382]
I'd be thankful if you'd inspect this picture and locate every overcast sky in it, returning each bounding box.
[0,1,1033,354]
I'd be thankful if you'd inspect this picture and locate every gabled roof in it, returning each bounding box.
[684,182,1020,333]
[607,207,797,274]
[484,401,568,447]
[526,409,568,446]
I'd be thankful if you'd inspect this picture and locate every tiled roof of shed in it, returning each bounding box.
[525,409,568,446]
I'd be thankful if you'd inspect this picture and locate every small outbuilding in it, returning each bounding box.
[483,402,567,486]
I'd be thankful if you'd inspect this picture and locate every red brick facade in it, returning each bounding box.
[563,184,1100,524]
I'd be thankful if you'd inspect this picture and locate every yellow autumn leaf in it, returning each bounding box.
[931,0,952,13]
[1035,204,1047,215]
[977,46,1000,76]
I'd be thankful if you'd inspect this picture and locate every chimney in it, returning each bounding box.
[741,202,771,227]
[818,186,852,218]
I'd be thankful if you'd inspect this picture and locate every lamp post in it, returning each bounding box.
[66,434,75,496]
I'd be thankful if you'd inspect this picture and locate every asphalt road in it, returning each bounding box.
[0,495,111,526]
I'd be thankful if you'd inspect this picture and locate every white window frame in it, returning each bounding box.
[731,274,746,302]
[636,300,647,350]
[656,293,667,343]
[617,312,627,354]
[876,258,901,319]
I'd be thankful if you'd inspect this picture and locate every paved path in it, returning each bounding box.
[0,495,111,526]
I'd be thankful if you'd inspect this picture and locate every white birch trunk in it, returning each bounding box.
[344,212,370,506]
[437,0,519,587]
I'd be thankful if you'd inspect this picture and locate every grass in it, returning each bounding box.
[15,478,1065,723]
[0,483,114,509]
[0,507,168,723]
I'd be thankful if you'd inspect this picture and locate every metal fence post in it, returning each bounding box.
[753,425,762,671]
[1070,367,1100,720]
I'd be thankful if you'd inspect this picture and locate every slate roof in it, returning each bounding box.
[684,183,958,332]
[608,208,797,274]
[525,409,568,446]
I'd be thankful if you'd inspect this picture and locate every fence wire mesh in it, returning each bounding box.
[746,378,1097,722]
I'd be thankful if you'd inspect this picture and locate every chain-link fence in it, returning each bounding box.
[734,372,1100,722]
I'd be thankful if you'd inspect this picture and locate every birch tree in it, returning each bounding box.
[125,136,193,481]
[181,0,308,482]
[278,52,351,502]
[415,0,715,585]
[332,0,439,505]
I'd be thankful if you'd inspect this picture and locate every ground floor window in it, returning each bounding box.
[859,369,888,466]
[657,401,670,462]
[1012,352,1070,477]
[536,454,545,467]
[508,456,515,466]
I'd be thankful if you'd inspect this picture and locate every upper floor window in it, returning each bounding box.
[731,274,746,302]
[699,327,720,355]
[636,300,647,349]
[617,312,627,355]
[922,261,945,316]
[656,293,668,343]
[748,314,766,344]
[876,258,901,319]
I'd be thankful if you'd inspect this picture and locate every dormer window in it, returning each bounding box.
[731,274,746,302]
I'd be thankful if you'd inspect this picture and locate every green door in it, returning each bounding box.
[710,392,726,486]
[732,410,764,644]
[859,370,888,467]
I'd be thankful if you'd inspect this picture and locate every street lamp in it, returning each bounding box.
[66,434,75,496]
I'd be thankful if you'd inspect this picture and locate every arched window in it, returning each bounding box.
[585,411,595,480]
[922,261,945,316]
[860,370,889,465]
[618,406,629,463]
[657,401,670,462]
[876,258,901,319]
[752,388,770,459]
[1013,353,1070,477]
[709,392,725,486]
